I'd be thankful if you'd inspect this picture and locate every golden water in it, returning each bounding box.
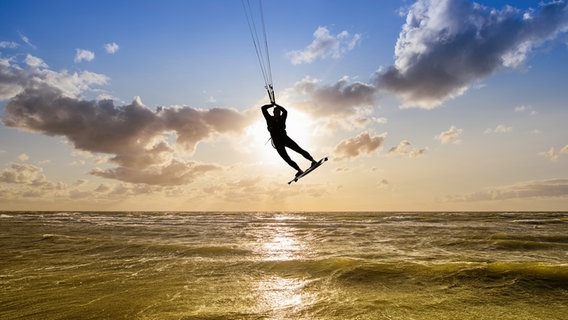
[1,211,567,319]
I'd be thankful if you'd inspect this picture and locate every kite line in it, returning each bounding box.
[241,0,275,104]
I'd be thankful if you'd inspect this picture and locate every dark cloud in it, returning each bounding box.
[334,131,386,160]
[0,62,35,99]
[286,2,568,113]
[162,106,250,151]
[292,76,378,117]
[91,160,220,186]
[377,0,568,108]
[235,1,568,120]
[1,63,253,186]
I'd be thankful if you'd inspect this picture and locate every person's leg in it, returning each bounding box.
[284,136,315,162]
[275,144,302,173]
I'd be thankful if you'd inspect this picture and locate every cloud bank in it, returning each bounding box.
[448,179,568,201]
[377,0,568,108]
[1,54,253,186]
[0,162,65,192]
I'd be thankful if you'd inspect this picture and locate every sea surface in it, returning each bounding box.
[1,211,567,320]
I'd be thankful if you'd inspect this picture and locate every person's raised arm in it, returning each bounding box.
[261,104,273,119]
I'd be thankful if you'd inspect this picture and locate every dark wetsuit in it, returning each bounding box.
[261,104,315,172]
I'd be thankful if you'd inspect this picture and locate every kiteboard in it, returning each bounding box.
[288,157,328,184]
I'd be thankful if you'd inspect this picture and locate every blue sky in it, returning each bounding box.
[1,0,567,211]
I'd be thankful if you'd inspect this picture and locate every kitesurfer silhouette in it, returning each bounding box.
[261,103,317,177]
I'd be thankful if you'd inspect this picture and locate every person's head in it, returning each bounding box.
[273,107,281,117]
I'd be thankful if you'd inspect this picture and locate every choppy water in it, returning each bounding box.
[1,211,567,320]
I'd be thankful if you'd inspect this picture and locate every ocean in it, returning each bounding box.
[1,211,567,319]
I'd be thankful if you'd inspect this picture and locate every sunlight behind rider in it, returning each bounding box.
[261,103,317,177]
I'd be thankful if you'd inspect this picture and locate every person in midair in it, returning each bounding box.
[261,103,317,177]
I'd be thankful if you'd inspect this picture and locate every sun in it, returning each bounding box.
[245,108,317,165]
[283,108,315,147]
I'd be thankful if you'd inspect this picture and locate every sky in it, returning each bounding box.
[1,0,568,212]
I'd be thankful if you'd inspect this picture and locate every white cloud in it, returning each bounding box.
[0,41,19,49]
[287,26,361,65]
[515,105,537,116]
[0,56,14,67]
[18,153,29,161]
[0,55,109,100]
[538,147,559,161]
[74,49,95,63]
[435,125,463,145]
[540,144,568,161]
[18,32,36,49]
[24,54,48,68]
[96,93,119,101]
[484,124,512,134]
[104,42,119,54]
[51,70,108,97]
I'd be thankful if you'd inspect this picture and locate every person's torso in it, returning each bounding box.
[266,117,286,137]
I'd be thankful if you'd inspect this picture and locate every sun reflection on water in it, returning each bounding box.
[253,215,315,318]
[255,276,310,317]
[258,215,308,261]
[262,232,303,261]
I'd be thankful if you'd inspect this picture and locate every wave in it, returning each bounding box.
[182,245,252,257]
[38,233,252,258]
[489,232,568,250]
[491,239,568,250]
[513,218,568,225]
[255,258,568,289]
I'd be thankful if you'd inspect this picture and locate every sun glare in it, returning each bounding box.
[246,108,317,165]
[284,109,315,147]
